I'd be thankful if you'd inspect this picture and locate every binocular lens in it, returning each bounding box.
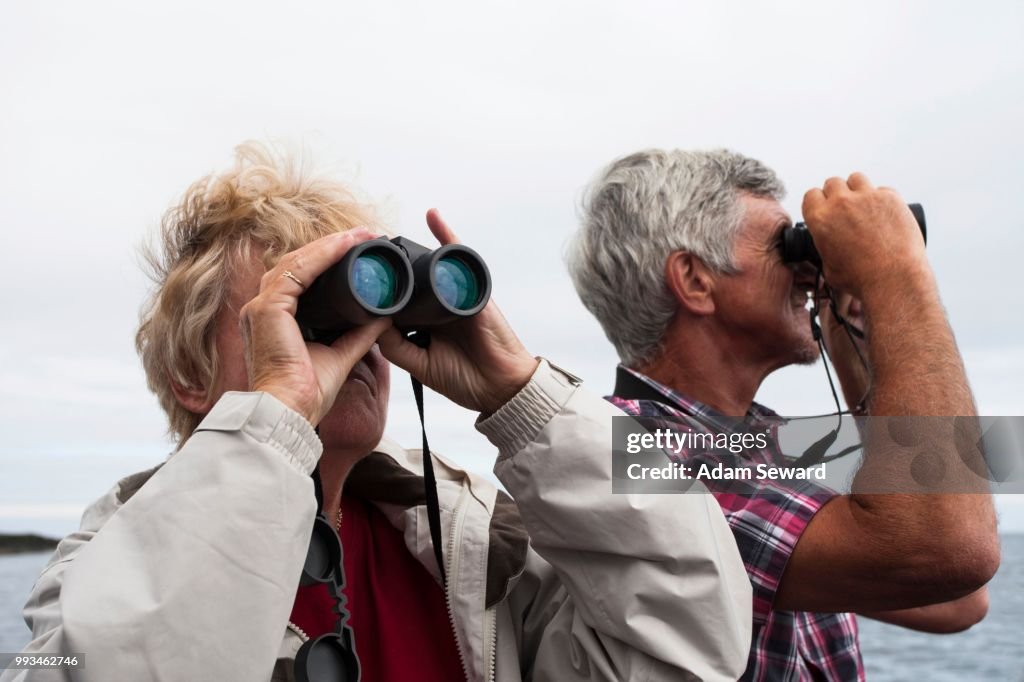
[435,255,480,310]
[351,253,399,309]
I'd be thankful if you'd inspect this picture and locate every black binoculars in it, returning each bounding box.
[781,203,927,266]
[295,513,359,682]
[296,236,491,345]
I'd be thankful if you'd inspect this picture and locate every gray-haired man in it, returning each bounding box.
[567,149,998,680]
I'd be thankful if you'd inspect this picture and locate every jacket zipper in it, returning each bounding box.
[484,606,497,682]
[444,484,472,682]
[287,620,310,643]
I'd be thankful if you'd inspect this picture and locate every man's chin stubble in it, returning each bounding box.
[793,342,822,366]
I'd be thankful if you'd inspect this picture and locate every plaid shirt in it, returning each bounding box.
[608,366,865,682]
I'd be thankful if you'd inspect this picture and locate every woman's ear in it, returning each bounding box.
[169,377,215,415]
[664,251,716,316]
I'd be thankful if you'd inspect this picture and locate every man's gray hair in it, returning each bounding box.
[566,149,785,367]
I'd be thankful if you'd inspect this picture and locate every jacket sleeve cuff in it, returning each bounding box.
[476,359,583,460]
[194,391,323,474]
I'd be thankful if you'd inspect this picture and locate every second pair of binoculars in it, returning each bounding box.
[782,203,927,267]
[296,236,492,345]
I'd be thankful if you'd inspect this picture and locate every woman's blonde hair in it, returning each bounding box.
[136,142,378,443]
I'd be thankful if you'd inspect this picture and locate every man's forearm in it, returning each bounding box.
[850,267,996,592]
[862,267,974,417]
[860,587,989,633]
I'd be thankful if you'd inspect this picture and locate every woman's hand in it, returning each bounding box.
[241,228,393,425]
[377,210,539,414]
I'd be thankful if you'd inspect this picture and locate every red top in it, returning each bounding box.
[289,495,465,682]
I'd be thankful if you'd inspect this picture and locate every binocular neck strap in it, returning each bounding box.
[793,271,869,468]
[407,330,449,588]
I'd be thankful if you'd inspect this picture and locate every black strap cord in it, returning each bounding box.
[793,271,845,468]
[406,330,448,587]
[794,270,873,467]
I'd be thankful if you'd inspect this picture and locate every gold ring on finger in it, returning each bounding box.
[282,270,305,290]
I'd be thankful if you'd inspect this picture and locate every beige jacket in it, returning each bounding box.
[4,360,751,681]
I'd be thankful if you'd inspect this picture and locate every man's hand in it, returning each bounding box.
[240,228,393,425]
[378,209,539,414]
[802,173,929,299]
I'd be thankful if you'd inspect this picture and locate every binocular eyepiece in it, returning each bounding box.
[781,203,928,267]
[296,236,491,345]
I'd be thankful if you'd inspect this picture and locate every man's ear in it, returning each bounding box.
[169,377,215,415]
[665,251,716,316]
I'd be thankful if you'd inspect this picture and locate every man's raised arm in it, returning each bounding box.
[775,173,998,613]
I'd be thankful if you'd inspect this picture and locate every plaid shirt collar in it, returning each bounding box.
[615,365,781,424]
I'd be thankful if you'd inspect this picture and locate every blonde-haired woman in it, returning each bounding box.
[4,143,752,682]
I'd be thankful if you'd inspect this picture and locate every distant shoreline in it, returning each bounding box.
[0,533,59,556]
[0,530,1021,557]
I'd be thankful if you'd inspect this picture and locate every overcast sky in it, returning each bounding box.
[2,0,1023,536]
